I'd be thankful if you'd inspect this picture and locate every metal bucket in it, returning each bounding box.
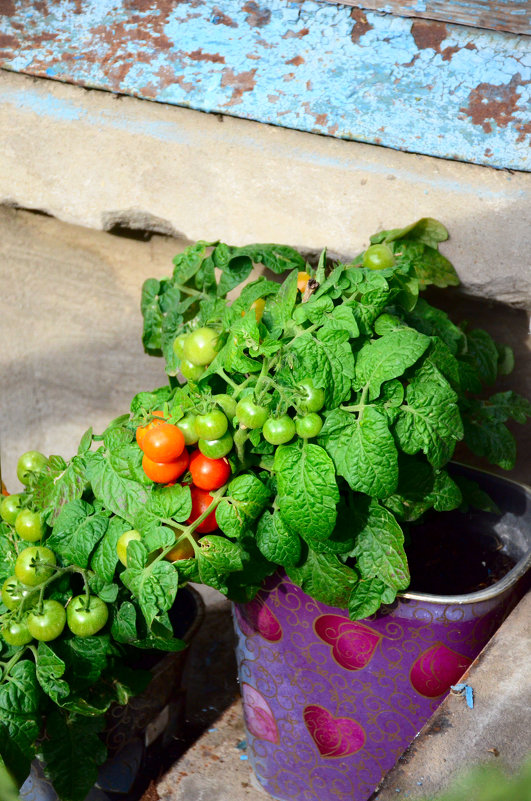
[233,466,531,801]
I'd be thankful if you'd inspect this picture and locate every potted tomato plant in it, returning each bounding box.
[1,219,529,801]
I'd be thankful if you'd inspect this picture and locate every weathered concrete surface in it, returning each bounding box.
[0,206,190,491]
[372,591,531,799]
[1,1,529,168]
[1,70,530,308]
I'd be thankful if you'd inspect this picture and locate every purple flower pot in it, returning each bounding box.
[234,467,531,801]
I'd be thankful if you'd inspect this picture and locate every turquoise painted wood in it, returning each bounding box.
[0,0,529,170]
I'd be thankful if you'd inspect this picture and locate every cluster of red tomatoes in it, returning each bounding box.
[135,414,231,558]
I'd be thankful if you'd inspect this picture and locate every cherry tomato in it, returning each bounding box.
[142,422,185,463]
[136,411,165,449]
[198,431,233,459]
[176,414,199,446]
[0,493,22,525]
[172,333,188,358]
[236,397,269,429]
[189,451,230,491]
[17,451,47,486]
[1,619,33,647]
[187,487,218,533]
[180,359,205,382]
[195,410,228,440]
[183,327,218,366]
[298,378,325,413]
[297,271,312,293]
[67,595,109,637]
[142,449,189,484]
[15,509,44,542]
[296,413,323,439]
[165,531,199,561]
[363,243,395,270]
[213,394,237,420]
[116,529,142,567]
[27,600,66,642]
[263,415,296,445]
[1,576,37,611]
[15,546,56,587]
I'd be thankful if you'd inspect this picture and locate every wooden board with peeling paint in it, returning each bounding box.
[0,0,529,170]
[336,1,531,35]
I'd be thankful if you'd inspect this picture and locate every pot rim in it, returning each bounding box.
[399,465,531,605]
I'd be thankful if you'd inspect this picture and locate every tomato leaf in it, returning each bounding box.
[354,328,430,400]
[33,455,87,524]
[287,327,355,408]
[287,550,357,608]
[216,475,271,539]
[34,642,70,704]
[121,561,179,627]
[256,510,301,566]
[349,499,409,591]
[47,500,108,569]
[348,577,396,620]
[86,450,149,525]
[91,514,130,583]
[275,442,339,542]
[0,661,41,760]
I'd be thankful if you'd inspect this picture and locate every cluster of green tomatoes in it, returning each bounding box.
[0,452,108,646]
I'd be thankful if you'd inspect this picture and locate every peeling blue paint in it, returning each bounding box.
[0,0,529,169]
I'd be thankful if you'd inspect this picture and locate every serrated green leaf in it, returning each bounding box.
[463,407,516,470]
[91,515,130,583]
[217,254,253,296]
[111,601,138,643]
[464,329,499,386]
[371,217,448,249]
[262,269,299,338]
[0,726,32,789]
[355,328,430,400]
[287,327,355,408]
[121,561,179,627]
[172,241,210,283]
[35,642,69,704]
[52,635,112,688]
[319,407,398,498]
[146,484,192,522]
[287,550,357,608]
[47,500,108,568]
[237,243,306,274]
[348,577,394,620]
[0,661,41,759]
[350,500,409,591]
[86,450,149,525]
[33,455,87,524]
[216,475,271,539]
[256,510,301,566]
[275,442,339,542]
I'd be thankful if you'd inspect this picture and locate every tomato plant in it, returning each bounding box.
[183,326,218,366]
[142,449,189,483]
[14,509,44,542]
[0,493,22,525]
[187,487,218,533]
[189,451,230,491]
[66,595,109,637]
[141,422,185,463]
[16,451,47,486]
[194,410,228,440]
[27,600,66,642]
[214,394,238,420]
[14,546,56,586]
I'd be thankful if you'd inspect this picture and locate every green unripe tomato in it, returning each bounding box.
[0,494,22,525]
[183,327,218,366]
[198,431,234,459]
[236,398,269,429]
[263,416,296,446]
[67,595,109,637]
[296,413,323,439]
[14,546,56,587]
[298,379,325,413]
[362,243,395,271]
[214,394,238,420]
[176,414,199,446]
[15,509,44,542]
[17,451,47,485]
[1,619,33,647]
[116,529,142,567]
[27,600,66,642]
[195,410,228,440]
[180,359,205,382]
[1,576,37,611]
[173,333,188,358]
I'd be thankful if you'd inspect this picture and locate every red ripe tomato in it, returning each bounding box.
[187,487,218,533]
[189,451,230,491]
[142,449,189,484]
[142,423,185,463]
[136,411,165,449]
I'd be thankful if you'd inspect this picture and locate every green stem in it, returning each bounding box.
[216,368,239,392]
[155,484,229,563]
[0,647,27,682]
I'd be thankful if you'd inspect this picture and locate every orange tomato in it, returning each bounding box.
[297,271,312,294]
[165,531,200,561]
[1,481,8,496]
[136,410,166,449]
[142,448,189,484]
[142,423,185,463]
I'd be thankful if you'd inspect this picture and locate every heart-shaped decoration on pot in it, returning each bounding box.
[303,704,365,758]
[314,614,381,671]
[410,642,472,698]
[242,683,279,744]
[234,597,282,642]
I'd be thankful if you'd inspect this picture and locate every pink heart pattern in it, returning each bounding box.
[234,597,282,642]
[303,704,365,758]
[242,684,279,744]
[314,614,381,671]
[410,643,472,698]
